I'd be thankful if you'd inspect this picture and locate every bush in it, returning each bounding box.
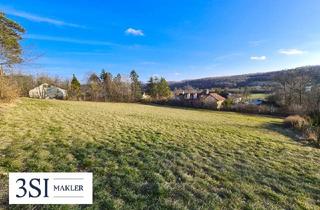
[230,104,277,115]
[308,112,320,146]
[314,127,320,146]
[283,114,320,147]
[284,115,309,131]
[0,77,20,102]
[309,111,320,127]
[305,127,317,141]
[222,98,233,110]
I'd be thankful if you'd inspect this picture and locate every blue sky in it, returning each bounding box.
[1,0,320,82]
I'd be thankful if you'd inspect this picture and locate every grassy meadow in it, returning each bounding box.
[0,98,319,209]
[247,94,269,100]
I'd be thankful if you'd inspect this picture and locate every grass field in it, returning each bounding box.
[0,98,319,209]
[248,94,269,100]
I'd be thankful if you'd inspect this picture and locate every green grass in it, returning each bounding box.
[248,93,269,100]
[0,98,319,209]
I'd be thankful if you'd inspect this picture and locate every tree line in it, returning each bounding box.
[270,70,320,145]
[272,70,319,115]
[69,70,143,102]
[68,72,172,102]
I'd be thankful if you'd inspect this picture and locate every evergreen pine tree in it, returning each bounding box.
[70,74,81,100]
[130,70,142,101]
[158,77,171,98]
[146,77,157,98]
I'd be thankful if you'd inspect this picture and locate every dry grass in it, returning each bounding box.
[0,98,319,209]
[284,115,309,130]
[0,77,20,103]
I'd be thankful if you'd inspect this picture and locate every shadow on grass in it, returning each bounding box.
[264,122,320,149]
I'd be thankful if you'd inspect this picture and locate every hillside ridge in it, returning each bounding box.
[169,65,320,89]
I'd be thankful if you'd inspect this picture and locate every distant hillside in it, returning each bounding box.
[169,66,320,90]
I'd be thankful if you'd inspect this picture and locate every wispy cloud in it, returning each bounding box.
[125,28,144,36]
[278,49,307,55]
[250,56,267,60]
[25,34,120,47]
[1,6,85,28]
[60,51,111,56]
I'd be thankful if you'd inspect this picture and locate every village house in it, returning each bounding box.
[174,89,226,109]
[226,93,243,104]
[29,83,67,100]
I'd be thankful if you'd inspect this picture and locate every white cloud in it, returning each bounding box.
[250,56,267,61]
[125,28,144,36]
[1,6,85,28]
[278,49,307,55]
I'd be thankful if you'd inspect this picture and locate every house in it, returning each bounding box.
[142,92,151,99]
[29,83,67,100]
[174,89,226,109]
[201,92,226,109]
[305,85,312,92]
[227,93,242,104]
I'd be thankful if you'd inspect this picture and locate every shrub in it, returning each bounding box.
[305,127,317,141]
[314,127,320,146]
[308,112,320,146]
[0,77,20,103]
[309,111,320,127]
[230,104,277,115]
[284,115,309,131]
[222,98,233,110]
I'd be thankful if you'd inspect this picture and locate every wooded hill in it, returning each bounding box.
[169,66,320,90]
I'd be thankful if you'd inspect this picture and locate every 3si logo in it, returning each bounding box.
[16,178,49,198]
[9,172,92,204]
